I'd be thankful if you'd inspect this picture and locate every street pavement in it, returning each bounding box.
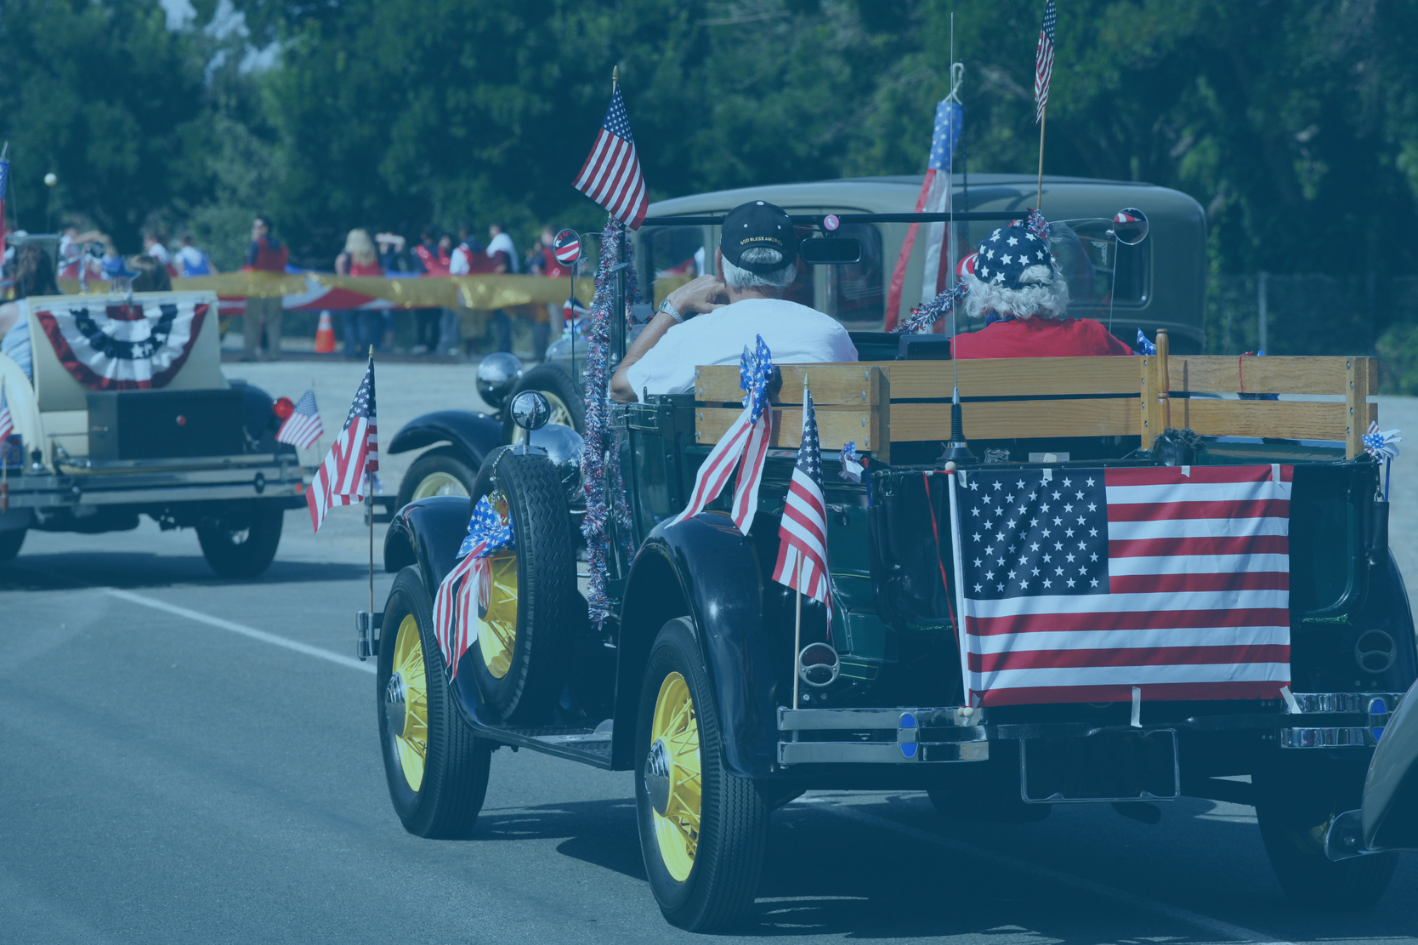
[0,380,1416,944]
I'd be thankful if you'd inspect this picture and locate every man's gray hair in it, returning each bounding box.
[721,247,796,289]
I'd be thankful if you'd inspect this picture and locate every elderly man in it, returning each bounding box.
[611,200,857,402]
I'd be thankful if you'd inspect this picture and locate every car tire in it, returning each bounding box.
[378,565,492,839]
[462,449,574,723]
[396,447,478,510]
[1255,758,1398,909]
[196,502,283,578]
[0,528,25,563]
[502,363,585,444]
[636,617,769,932]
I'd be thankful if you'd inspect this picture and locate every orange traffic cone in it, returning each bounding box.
[314,310,336,354]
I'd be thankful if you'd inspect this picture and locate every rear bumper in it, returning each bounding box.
[776,690,1408,765]
[1,455,308,509]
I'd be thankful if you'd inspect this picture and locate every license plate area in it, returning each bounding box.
[1020,729,1179,803]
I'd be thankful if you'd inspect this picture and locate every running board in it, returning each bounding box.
[458,712,615,769]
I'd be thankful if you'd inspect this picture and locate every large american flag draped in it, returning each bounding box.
[949,464,1292,707]
[885,86,964,330]
[277,389,324,450]
[433,496,515,678]
[307,358,377,531]
[772,381,831,616]
[572,86,649,230]
[1034,0,1057,123]
[670,336,774,534]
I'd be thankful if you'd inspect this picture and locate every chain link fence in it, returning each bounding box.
[1206,274,1418,394]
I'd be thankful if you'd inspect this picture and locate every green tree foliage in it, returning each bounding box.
[3,0,1417,280]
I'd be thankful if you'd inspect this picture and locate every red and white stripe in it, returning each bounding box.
[772,466,831,616]
[960,464,1292,706]
[433,543,492,677]
[669,405,770,532]
[306,415,375,530]
[0,383,12,444]
[574,133,647,230]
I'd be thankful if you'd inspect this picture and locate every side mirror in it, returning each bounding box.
[510,390,552,435]
[799,237,863,265]
[1110,208,1149,246]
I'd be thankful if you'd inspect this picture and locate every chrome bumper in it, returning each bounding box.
[1279,691,1405,749]
[777,706,989,765]
[2,455,307,508]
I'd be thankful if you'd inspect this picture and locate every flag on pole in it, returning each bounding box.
[573,86,650,230]
[772,379,831,617]
[433,496,515,678]
[0,381,13,444]
[949,464,1293,707]
[307,357,377,531]
[277,390,324,450]
[885,68,964,330]
[0,158,9,262]
[669,336,774,534]
[1034,0,1057,123]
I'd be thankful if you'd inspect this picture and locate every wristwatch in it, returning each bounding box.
[657,298,685,323]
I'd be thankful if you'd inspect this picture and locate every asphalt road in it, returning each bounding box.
[1,509,1415,945]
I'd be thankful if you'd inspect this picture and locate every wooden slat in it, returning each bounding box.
[1171,400,1348,441]
[1140,354,1158,449]
[893,399,1138,441]
[892,357,1143,398]
[1168,355,1361,395]
[695,363,881,406]
[1347,357,1368,459]
[869,367,891,464]
[695,406,878,451]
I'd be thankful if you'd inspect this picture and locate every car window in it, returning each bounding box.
[820,223,884,330]
[639,226,707,307]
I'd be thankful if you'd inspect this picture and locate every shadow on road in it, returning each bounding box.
[0,553,368,591]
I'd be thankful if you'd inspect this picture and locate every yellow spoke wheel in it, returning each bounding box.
[650,671,702,882]
[390,614,429,791]
[411,471,469,500]
[475,550,520,679]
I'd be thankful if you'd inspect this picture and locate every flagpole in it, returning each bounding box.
[1036,104,1047,210]
[792,555,803,711]
[368,345,375,617]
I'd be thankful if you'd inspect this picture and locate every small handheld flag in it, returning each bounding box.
[1034,0,1057,123]
[572,83,650,230]
[307,357,377,531]
[277,390,324,450]
[0,382,12,444]
[772,379,831,618]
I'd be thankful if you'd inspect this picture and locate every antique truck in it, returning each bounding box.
[363,194,1413,932]
[0,290,307,576]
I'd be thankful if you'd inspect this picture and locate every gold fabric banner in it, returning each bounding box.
[60,272,594,310]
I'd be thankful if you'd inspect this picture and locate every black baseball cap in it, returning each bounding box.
[720,200,797,274]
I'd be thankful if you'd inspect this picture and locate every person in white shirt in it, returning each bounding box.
[142,228,174,270]
[611,200,857,402]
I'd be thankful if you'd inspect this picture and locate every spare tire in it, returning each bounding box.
[502,363,584,445]
[455,448,575,723]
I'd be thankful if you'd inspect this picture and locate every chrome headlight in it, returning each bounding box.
[476,353,524,409]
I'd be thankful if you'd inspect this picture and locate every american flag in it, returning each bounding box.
[885,97,964,328]
[670,336,773,534]
[0,381,12,444]
[0,159,8,263]
[307,358,377,531]
[1034,0,1057,123]
[950,464,1292,707]
[433,496,515,678]
[572,86,649,230]
[276,390,324,450]
[772,381,830,616]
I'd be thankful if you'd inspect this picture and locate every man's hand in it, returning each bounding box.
[665,273,728,318]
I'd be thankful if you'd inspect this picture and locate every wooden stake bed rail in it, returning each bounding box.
[692,337,1377,460]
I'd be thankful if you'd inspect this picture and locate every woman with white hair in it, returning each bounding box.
[950,213,1130,359]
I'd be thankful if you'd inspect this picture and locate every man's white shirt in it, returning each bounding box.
[625,298,858,399]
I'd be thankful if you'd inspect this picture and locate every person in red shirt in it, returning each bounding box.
[950,212,1131,360]
[242,215,290,361]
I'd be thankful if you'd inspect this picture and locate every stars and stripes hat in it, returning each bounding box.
[721,201,797,274]
[972,214,1058,291]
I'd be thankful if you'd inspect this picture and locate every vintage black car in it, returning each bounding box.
[362,206,1412,932]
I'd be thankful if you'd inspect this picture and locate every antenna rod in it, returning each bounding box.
[940,12,973,467]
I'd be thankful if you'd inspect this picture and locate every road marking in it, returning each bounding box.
[104,588,375,675]
[97,583,1291,944]
[800,797,1295,945]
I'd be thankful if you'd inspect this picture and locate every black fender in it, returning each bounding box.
[382,495,469,599]
[387,410,503,467]
[613,511,780,780]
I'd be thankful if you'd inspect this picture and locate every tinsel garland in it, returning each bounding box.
[891,282,967,335]
[579,218,640,626]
